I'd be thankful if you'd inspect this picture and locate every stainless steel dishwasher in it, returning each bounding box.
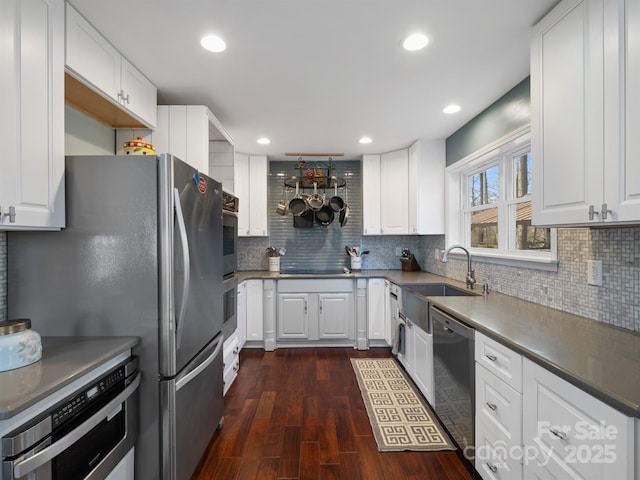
[430,305,475,453]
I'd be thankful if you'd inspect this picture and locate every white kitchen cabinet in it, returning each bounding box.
[522,358,635,479]
[412,323,434,405]
[367,278,387,342]
[234,153,268,237]
[0,0,65,230]
[222,333,240,395]
[362,154,382,235]
[362,140,445,235]
[276,279,354,344]
[65,3,157,128]
[474,332,523,480]
[531,0,640,226]
[245,279,264,343]
[236,281,247,348]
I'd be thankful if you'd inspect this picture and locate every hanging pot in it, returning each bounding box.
[329,183,344,212]
[307,182,324,211]
[315,205,334,227]
[288,183,308,216]
[275,186,288,215]
[339,185,350,227]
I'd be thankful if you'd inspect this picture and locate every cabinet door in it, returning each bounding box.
[236,281,247,347]
[277,293,309,339]
[248,155,268,236]
[120,57,157,128]
[397,322,413,372]
[362,154,381,235]
[367,278,386,340]
[245,279,264,341]
[531,0,605,226]
[318,293,352,339]
[408,140,445,235]
[412,325,434,405]
[605,0,640,222]
[0,0,64,230]
[380,149,409,234]
[234,153,250,236]
[65,3,120,102]
[523,358,634,479]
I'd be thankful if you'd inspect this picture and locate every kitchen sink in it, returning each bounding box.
[400,283,477,332]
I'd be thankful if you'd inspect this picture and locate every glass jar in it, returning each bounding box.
[0,319,42,372]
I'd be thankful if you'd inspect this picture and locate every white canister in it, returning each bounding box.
[268,256,281,272]
[350,256,362,271]
[0,319,42,372]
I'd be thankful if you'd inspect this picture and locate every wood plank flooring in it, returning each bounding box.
[192,347,480,480]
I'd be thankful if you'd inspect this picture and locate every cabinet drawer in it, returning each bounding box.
[277,279,353,293]
[475,429,522,480]
[476,364,522,446]
[475,331,522,392]
[523,359,634,480]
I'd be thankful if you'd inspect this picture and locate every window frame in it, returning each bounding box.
[446,126,558,271]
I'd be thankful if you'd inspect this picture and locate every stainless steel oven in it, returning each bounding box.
[222,275,238,340]
[222,191,238,277]
[2,357,139,480]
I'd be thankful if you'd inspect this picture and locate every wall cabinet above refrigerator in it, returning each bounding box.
[65,3,157,129]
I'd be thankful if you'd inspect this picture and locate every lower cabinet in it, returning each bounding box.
[276,279,355,344]
[222,333,240,395]
[396,317,434,406]
[245,279,264,342]
[367,278,388,342]
[522,358,635,480]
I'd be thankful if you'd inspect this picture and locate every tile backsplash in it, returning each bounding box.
[3,218,638,333]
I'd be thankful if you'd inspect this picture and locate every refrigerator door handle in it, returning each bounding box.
[174,188,191,348]
[175,335,224,392]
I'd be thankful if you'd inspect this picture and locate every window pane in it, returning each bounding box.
[469,165,500,207]
[514,152,531,198]
[470,208,498,249]
[514,200,551,251]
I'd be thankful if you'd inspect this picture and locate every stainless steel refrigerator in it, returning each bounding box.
[8,154,224,480]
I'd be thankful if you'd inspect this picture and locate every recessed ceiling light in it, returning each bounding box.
[403,33,429,51]
[200,35,226,52]
[359,136,372,144]
[257,137,271,145]
[443,104,461,114]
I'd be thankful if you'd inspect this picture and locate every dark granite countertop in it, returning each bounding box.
[237,269,640,417]
[0,336,139,419]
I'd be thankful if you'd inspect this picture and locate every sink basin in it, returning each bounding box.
[400,283,477,332]
[403,283,476,297]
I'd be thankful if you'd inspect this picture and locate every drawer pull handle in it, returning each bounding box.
[233,346,240,354]
[486,402,497,411]
[549,428,566,440]
[485,354,497,362]
[486,463,498,473]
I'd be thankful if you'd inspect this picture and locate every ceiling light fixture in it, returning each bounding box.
[257,137,271,145]
[443,104,461,114]
[403,33,429,51]
[200,34,226,52]
[359,136,372,144]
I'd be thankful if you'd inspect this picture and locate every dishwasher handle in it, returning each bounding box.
[430,306,474,339]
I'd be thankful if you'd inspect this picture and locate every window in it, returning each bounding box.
[446,128,557,270]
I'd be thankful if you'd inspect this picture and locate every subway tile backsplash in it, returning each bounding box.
[2,201,638,332]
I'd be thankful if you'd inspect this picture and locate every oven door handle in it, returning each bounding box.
[12,373,141,479]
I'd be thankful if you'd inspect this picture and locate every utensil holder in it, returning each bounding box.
[268,257,280,272]
[350,256,362,271]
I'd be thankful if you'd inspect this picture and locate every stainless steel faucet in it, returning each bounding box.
[442,245,476,289]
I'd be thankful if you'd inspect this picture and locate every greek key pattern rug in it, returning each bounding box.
[351,358,456,452]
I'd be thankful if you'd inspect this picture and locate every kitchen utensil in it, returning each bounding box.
[308,182,324,211]
[339,185,350,227]
[289,183,308,216]
[315,205,334,226]
[275,187,288,215]
[329,182,344,212]
[293,209,314,228]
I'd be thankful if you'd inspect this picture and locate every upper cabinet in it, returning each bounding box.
[531,0,640,226]
[65,3,157,129]
[362,140,445,235]
[234,154,268,237]
[0,0,65,230]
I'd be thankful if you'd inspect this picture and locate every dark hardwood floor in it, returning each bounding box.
[192,347,480,480]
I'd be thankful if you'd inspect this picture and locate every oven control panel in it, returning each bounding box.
[52,366,125,428]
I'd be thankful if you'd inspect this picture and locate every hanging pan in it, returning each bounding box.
[329,181,345,212]
[315,205,334,227]
[307,182,324,211]
[288,183,308,217]
[339,184,350,227]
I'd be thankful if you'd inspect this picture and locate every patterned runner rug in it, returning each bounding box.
[351,358,456,452]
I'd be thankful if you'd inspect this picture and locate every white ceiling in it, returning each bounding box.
[68,0,560,160]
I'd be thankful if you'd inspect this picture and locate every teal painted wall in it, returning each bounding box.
[445,76,530,166]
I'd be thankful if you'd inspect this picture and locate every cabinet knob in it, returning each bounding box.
[0,206,16,223]
[485,353,497,362]
[601,203,612,220]
[486,463,498,473]
[118,90,130,104]
[588,204,600,221]
[549,428,567,440]
[486,402,497,411]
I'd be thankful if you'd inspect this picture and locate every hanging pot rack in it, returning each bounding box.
[282,156,347,189]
